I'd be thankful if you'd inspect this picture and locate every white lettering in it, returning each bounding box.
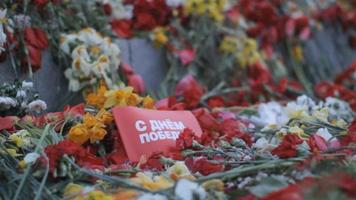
[135,120,147,132]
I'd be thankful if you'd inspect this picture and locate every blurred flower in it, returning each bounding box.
[177,49,196,65]
[131,172,173,191]
[167,161,194,180]
[175,179,206,200]
[219,36,238,54]
[24,152,40,164]
[151,27,168,47]
[0,97,17,110]
[271,134,303,158]
[250,102,288,128]
[63,183,113,200]
[28,99,47,113]
[175,75,204,108]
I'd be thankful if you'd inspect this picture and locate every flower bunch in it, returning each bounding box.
[0,80,46,116]
[60,28,121,92]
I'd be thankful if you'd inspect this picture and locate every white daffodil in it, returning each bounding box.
[252,137,277,152]
[22,81,34,89]
[316,128,336,142]
[175,179,206,200]
[61,28,121,91]
[324,97,353,121]
[250,102,289,128]
[24,152,40,164]
[0,96,17,110]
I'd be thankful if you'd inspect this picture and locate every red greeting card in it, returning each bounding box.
[112,106,202,161]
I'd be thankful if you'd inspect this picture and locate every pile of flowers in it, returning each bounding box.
[0,68,355,199]
[0,0,355,200]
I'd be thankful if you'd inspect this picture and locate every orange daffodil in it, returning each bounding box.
[69,85,154,144]
[67,110,112,145]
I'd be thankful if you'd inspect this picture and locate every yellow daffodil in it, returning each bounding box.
[9,135,25,147]
[184,0,226,21]
[219,36,238,54]
[152,27,168,47]
[96,109,114,125]
[142,95,155,109]
[63,183,113,200]
[86,84,108,109]
[289,126,308,138]
[88,125,107,143]
[104,87,142,108]
[167,162,195,181]
[131,172,173,191]
[292,46,304,62]
[235,38,262,67]
[202,179,224,191]
[67,124,89,145]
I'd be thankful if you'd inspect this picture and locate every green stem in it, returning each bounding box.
[197,160,297,182]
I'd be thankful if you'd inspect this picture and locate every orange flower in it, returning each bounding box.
[88,125,107,143]
[67,124,89,145]
[86,84,108,109]
[83,113,99,128]
[142,95,155,109]
[96,109,113,125]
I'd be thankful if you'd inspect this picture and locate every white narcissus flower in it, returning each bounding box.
[316,128,336,142]
[16,90,27,98]
[166,0,185,8]
[61,28,121,92]
[22,81,34,89]
[252,137,277,152]
[324,97,353,121]
[28,100,47,113]
[0,9,7,53]
[24,152,40,164]
[0,96,17,110]
[250,102,289,128]
[175,179,206,200]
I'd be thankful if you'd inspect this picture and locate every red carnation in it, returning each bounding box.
[24,28,48,49]
[111,19,133,38]
[176,128,196,150]
[185,156,224,175]
[272,134,303,158]
[128,74,145,94]
[175,75,204,108]
[140,152,165,171]
[44,140,86,173]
